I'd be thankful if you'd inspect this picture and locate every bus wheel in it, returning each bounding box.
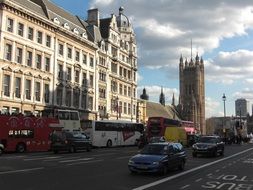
[0,148,3,155]
[106,140,112,148]
[16,143,26,153]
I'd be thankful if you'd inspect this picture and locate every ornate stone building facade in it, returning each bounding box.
[178,54,205,134]
[0,0,137,122]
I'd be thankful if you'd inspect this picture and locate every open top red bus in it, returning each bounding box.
[0,114,62,153]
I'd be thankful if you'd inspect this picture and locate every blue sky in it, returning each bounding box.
[51,0,253,118]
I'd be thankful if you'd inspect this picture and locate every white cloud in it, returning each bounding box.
[137,72,143,82]
[205,50,253,84]
[205,97,222,118]
[90,0,114,7]
[233,88,253,100]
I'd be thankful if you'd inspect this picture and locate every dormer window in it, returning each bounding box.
[53,17,60,25]
[63,23,70,30]
[73,28,79,34]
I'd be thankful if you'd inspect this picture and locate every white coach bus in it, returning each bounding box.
[81,120,144,147]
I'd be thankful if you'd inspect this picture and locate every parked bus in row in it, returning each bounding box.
[0,114,62,153]
[147,117,196,146]
[81,120,144,147]
[42,109,81,131]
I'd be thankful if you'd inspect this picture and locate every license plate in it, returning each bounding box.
[138,165,148,169]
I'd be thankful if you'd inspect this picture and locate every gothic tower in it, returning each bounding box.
[179,54,205,134]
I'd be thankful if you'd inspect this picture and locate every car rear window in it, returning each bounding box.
[51,131,66,141]
[199,137,218,143]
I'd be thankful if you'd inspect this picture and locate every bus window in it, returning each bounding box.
[70,112,79,120]
[8,130,34,138]
[58,111,69,120]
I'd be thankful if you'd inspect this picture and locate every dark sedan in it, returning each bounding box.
[51,131,92,153]
[128,142,186,175]
[192,135,225,157]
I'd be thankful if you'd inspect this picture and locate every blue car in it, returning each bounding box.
[128,142,186,175]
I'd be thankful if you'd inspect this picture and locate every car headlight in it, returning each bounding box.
[152,161,159,165]
[192,144,197,149]
[128,160,135,164]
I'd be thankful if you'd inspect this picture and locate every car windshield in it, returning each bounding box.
[141,144,167,155]
[198,137,218,143]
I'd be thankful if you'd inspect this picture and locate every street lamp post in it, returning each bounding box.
[222,93,226,140]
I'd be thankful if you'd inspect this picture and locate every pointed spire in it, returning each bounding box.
[180,54,184,69]
[195,53,199,66]
[196,53,199,61]
[185,58,188,67]
[140,88,149,100]
[180,54,183,63]
[159,86,165,106]
[172,93,175,106]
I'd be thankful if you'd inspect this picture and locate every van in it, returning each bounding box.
[164,127,187,146]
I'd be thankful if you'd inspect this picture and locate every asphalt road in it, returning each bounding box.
[0,143,253,190]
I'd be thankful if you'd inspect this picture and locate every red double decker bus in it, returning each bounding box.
[0,114,62,153]
[147,117,181,138]
[147,117,196,146]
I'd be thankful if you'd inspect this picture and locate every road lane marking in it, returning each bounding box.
[43,156,81,162]
[24,156,60,161]
[207,173,213,177]
[0,167,44,175]
[92,153,116,157]
[180,184,190,189]
[66,159,104,166]
[59,158,93,163]
[132,147,253,190]
[195,178,202,182]
[0,155,26,159]
[215,169,220,172]
[116,156,131,160]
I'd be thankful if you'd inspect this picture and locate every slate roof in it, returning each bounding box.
[5,0,101,43]
[146,101,180,120]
